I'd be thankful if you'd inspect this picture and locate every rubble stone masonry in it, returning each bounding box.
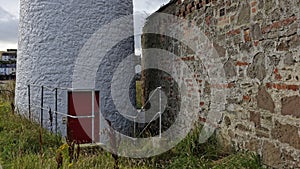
[142,0,300,168]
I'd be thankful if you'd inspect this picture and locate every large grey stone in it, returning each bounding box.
[288,35,300,49]
[237,2,251,26]
[224,58,237,79]
[251,23,263,40]
[213,42,226,57]
[247,53,266,81]
[284,52,295,66]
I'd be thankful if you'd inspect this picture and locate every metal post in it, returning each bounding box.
[99,91,101,143]
[28,85,31,119]
[92,90,95,143]
[134,118,136,138]
[55,88,58,134]
[49,108,53,132]
[40,86,44,128]
[159,86,162,138]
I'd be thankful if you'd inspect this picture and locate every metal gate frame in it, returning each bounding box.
[67,89,101,143]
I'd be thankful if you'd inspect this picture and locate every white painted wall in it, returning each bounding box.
[16,0,134,136]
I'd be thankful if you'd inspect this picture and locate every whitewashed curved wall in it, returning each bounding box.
[16,0,134,136]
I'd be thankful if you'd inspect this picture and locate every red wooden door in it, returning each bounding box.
[67,91,100,144]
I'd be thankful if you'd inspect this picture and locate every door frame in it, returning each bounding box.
[67,89,101,143]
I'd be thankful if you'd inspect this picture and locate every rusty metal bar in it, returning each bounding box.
[40,86,44,127]
[28,85,31,119]
[55,88,58,134]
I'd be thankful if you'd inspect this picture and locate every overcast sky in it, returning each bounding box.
[0,0,19,51]
[0,0,169,52]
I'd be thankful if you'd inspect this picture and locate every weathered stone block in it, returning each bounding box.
[251,23,263,40]
[262,141,282,168]
[213,42,226,57]
[288,35,300,49]
[281,95,300,118]
[277,42,289,51]
[223,58,237,79]
[284,52,295,66]
[272,120,300,149]
[250,111,260,127]
[237,2,251,26]
[247,52,266,81]
[245,138,259,152]
[256,86,275,113]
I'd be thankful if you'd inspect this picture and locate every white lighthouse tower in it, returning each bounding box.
[16,0,135,141]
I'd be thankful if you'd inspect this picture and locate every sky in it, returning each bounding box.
[0,0,170,52]
[0,0,19,51]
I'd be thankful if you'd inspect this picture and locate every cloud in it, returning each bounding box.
[134,0,170,14]
[0,0,170,53]
[0,7,18,44]
[0,0,20,18]
[0,42,17,51]
[133,0,170,54]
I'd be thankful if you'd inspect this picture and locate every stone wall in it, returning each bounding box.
[142,0,300,168]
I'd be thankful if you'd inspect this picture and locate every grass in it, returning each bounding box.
[136,81,143,109]
[0,82,263,168]
[0,101,61,168]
